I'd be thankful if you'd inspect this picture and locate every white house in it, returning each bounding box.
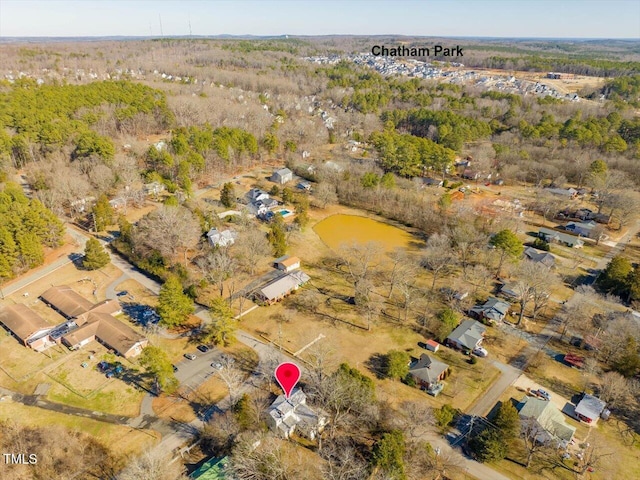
[267,388,327,440]
[246,188,270,203]
[206,228,237,248]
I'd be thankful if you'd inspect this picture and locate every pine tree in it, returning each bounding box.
[16,231,44,269]
[220,183,236,208]
[83,238,110,270]
[157,275,195,328]
[139,346,178,394]
[267,215,287,257]
[202,297,237,346]
[91,194,114,232]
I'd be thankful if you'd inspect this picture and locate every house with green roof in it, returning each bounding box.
[189,456,228,480]
[517,396,576,448]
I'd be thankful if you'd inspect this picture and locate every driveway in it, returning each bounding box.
[468,360,521,417]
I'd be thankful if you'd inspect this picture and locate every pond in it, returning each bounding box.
[313,214,417,251]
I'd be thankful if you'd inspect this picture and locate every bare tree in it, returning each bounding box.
[229,432,307,480]
[216,355,246,406]
[194,247,237,296]
[117,450,187,480]
[421,233,455,290]
[521,416,548,468]
[235,226,270,275]
[320,438,369,480]
[314,182,338,208]
[338,241,383,305]
[598,371,631,409]
[449,222,487,275]
[133,205,201,264]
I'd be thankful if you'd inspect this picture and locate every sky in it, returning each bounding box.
[0,0,638,39]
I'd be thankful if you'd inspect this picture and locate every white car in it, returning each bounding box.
[472,347,488,357]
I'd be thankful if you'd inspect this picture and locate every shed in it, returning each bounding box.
[425,339,440,352]
[274,255,301,272]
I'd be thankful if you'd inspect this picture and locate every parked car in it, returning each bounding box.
[211,362,223,370]
[197,345,210,353]
[97,361,109,371]
[184,353,197,360]
[116,290,128,297]
[472,346,488,357]
[105,371,115,378]
[533,389,551,401]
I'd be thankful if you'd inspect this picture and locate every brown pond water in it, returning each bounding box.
[313,214,418,251]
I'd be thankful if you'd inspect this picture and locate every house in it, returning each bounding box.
[274,255,301,272]
[574,394,607,424]
[206,228,237,248]
[423,177,443,187]
[409,354,449,390]
[446,319,486,351]
[576,208,595,221]
[256,271,310,305]
[498,283,519,299]
[40,285,147,358]
[297,181,312,191]
[425,339,440,352]
[545,187,577,198]
[267,388,327,439]
[40,285,95,319]
[61,311,148,358]
[462,169,481,180]
[517,395,576,448]
[189,456,228,479]
[470,297,510,323]
[246,188,270,203]
[270,168,293,185]
[539,228,584,248]
[524,247,555,268]
[0,304,54,351]
[565,221,598,238]
[143,181,165,196]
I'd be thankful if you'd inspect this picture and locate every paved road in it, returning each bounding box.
[467,360,521,417]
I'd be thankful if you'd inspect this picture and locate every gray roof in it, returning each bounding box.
[470,297,510,322]
[259,271,310,301]
[539,228,584,247]
[524,247,555,267]
[409,354,448,385]
[447,319,486,350]
[575,394,606,420]
[518,396,576,443]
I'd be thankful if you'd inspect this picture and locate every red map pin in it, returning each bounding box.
[275,362,301,399]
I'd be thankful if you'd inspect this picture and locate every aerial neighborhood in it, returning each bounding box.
[0,13,639,480]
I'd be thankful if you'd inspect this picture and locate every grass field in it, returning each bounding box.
[0,401,158,457]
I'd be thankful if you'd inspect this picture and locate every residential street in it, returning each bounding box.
[467,360,521,417]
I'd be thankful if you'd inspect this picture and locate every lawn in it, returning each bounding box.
[44,344,145,417]
[0,401,158,457]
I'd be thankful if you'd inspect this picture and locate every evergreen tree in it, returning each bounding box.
[91,194,114,232]
[157,275,195,328]
[83,238,110,270]
[614,336,640,377]
[16,231,44,268]
[385,350,410,380]
[490,229,524,276]
[469,428,508,463]
[138,346,178,394]
[598,255,632,294]
[494,401,520,440]
[220,183,236,208]
[373,430,406,480]
[436,308,459,342]
[267,215,287,257]
[201,297,237,346]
